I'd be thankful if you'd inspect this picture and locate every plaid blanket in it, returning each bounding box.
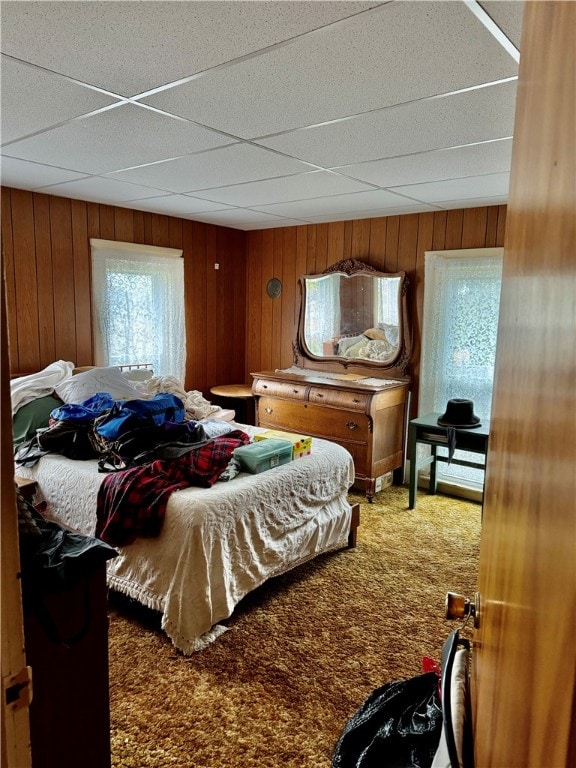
[96,430,250,547]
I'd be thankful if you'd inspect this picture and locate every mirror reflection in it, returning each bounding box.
[303,272,402,363]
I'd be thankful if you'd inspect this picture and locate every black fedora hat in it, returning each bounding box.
[437,399,481,428]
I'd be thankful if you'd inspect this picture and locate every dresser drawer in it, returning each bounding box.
[253,379,308,400]
[335,441,368,475]
[258,398,370,442]
[308,387,370,411]
[323,410,370,442]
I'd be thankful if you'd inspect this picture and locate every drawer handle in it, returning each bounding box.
[352,398,361,403]
[316,392,324,397]
[265,407,273,414]
[262,384,268,389]
[293,388,299,394]
[346,421,359,430]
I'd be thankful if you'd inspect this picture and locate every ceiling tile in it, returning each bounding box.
[190,208,304,229]
[335,138,513,188]
[258,80,517,167]
[241,218,310,230]
[479,1,524,48]
[436,195,508,210]
[390,172,510,203]
[0,55,118,144]
[4,104,233,175]
[305,202,438,222]
[107,143,315,194]
[0,1,379,96]
[251,189,412,219]
[121,195,233,215]
[0,155,87,189]
[144,1,517,138]
[194,170,374,206]
[36,176,173,204]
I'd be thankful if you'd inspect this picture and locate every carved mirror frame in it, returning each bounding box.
[293,258,411,378]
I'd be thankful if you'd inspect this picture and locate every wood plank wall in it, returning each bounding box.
[245,206,507,413]
[1,187,247,396]
[2,188,506,408]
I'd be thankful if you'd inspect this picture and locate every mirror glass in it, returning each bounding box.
[301,270,403,364]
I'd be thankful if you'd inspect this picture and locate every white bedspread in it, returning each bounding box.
[18,427,354,653]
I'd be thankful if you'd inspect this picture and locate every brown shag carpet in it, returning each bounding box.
[107,485,481,768]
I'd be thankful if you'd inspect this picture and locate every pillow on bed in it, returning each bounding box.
[377,322,400,346]
[336,334,365,355]
[122,368,154,382]
[12,393,63,446]
[363,327,387,341]
[55,366,143,404]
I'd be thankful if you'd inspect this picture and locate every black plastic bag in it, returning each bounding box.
[18,495,118,590]
[332,671,442,768]
[22,522,118,590]
[18,492,118,645]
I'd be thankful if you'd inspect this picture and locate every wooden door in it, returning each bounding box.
[1,267,32,767]
[472,3,576,766]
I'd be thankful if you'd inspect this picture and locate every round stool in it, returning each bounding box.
[209,384,255,425]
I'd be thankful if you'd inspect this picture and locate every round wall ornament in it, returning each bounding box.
[266,277,282,299]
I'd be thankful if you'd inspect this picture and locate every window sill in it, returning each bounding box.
[416,474,483,504]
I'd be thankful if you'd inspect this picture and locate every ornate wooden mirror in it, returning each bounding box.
[294,259,411,378]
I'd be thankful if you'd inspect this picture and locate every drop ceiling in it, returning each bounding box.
[0,0,523,231]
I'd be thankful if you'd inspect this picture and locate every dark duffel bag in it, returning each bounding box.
[97,420,210,472]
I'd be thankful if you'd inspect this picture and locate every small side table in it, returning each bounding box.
[408,413,490,509]
[210,384,255,425]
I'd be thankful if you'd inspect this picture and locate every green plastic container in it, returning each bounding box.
[233,438,293,474]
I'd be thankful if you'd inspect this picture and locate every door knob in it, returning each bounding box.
[445,591,481,628]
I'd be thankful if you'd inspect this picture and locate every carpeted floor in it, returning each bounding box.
[107,485,481,768]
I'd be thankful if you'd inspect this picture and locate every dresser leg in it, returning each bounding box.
[365,480,376,503]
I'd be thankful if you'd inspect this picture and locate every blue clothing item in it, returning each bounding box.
[95,393,185,440]
[50,392,115,422]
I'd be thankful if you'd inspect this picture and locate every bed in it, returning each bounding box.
[16,422,357,654]
[323,324,400,362]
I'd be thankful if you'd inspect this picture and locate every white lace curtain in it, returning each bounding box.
[376,277,400,326]
[419,248,503,487]
[304,274,341,356]
[90,239,185,381]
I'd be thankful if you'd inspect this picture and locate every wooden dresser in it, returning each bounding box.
[251,369,410,501]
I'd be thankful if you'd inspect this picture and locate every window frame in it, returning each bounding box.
[419,246,503,495]
[90,238,185,379]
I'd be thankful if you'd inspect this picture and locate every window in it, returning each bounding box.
[375,276,400,327]
[419,248,503,491]
[90,239,185,380]
[304,274,341,356]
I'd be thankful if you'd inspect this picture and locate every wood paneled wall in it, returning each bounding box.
[245,206,507,412]
[1,188,246,395]
[2,187,506,406]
